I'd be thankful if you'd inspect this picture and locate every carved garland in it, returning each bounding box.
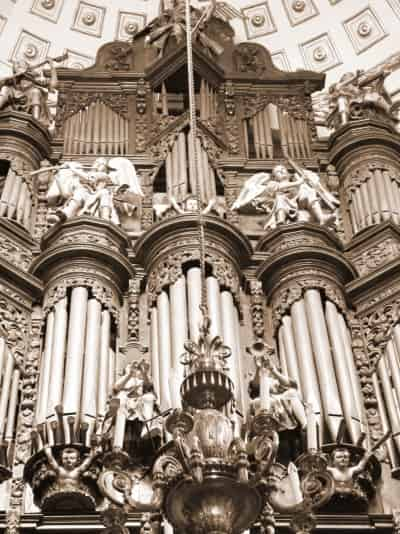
[135,79,149,153]
[127,277,142,345]
[6,308,41,534]
[147,251,240,307]
[348,313,384,448]
[249,280,264,340]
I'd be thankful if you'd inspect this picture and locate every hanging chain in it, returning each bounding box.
[185,0,208,316]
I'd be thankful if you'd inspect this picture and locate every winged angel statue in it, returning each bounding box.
[45,157,143,225]
[232,161,339,229]
[312,52,400,129]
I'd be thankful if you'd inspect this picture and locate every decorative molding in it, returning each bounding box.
[62,49,94,70]
[249,279,265,340]
[241,1,277,40]
[115,10,146,41]
[343,7,387,55]
[30,0,64,23]
[352,238,400,277]
[71,1,106,38]
[10,29,50,64]
[282,0,319,27]
[299,32,341,73]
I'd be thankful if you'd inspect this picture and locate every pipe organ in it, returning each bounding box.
[165,131,217,204]
[63,100,129,155]
[0,163,32,230]
[243,103,312,160]
[277,292,364,445]
[0,338,20,454]
[1,9,400,533]
[36,287,116,445]
[373,325,400,467]
[345,162,400,234]
[150,268,244,411]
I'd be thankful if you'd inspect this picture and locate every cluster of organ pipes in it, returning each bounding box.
[375,325,400,468]
[347,167,400,233]
[277,289,365,446]
[154,79,217,120]
[0,338,20,456]
[199,79,217,121]
[165,131,217,204]
[244,103,312,160]
[0,167,32,229]
[35,287,116,445]
[63,100,129,155]
[150,268,245,412]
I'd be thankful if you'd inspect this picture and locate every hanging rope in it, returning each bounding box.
[185,0,208,316]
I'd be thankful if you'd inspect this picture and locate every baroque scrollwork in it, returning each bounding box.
[271,270,347,330]
[43,278,119,321]
[147,251,240,306]
[353,238,400,277]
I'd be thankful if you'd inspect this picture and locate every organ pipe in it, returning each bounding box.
[62,287,88,417]
[157,291,172,410]
[98,310,111,417]
[304,289,343,440]
[81,298,102,441]
[36,311,55,424]
[46,297,68,420]
[325,301,361,442]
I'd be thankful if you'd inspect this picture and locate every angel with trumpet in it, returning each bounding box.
[0,53,67,130]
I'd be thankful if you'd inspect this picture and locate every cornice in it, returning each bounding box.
[133,214,253,274]
[0,111,51,162]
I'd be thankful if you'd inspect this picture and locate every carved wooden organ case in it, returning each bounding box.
[0,7,398,534]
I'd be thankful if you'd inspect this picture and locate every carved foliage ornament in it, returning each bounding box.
[147,252,240,306]
[249,280,264,340]
[271,270,346,330]
[353,238,400,277]
[44,278,119,321]
[56,92,128,130]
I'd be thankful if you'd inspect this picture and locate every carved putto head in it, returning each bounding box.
[330,447,351,470]
[60,447,81,470]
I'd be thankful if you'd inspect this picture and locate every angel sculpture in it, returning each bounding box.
[232,161,338,229]
[46,157,143,225]
[313,55,400,128]
[143,0,228,59]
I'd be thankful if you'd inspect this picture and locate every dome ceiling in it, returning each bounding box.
[0,0,399,88]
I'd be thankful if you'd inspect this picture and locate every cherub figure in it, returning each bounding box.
[110,360,162,455]
[44,446,99,491]
[327,447,374,493]
[247,358,307,433]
